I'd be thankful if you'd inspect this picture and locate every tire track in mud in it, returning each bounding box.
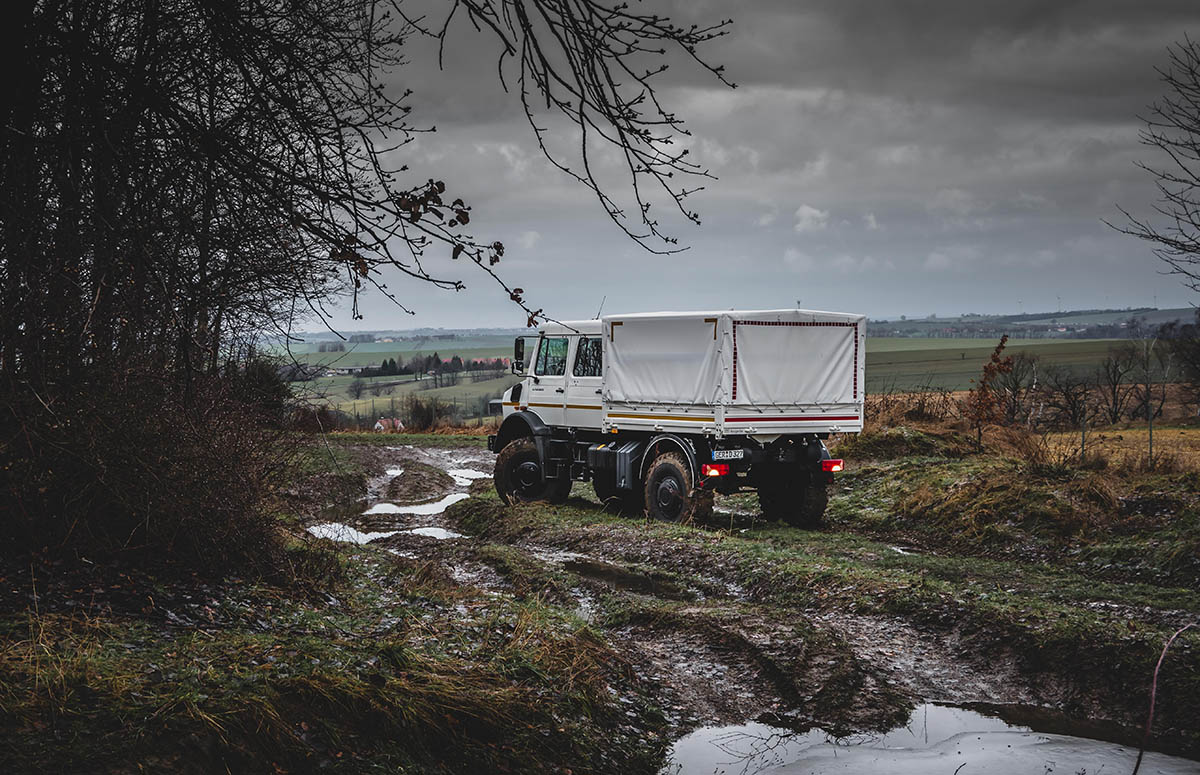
[323,442,1038,737]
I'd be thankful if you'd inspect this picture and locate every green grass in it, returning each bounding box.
[294,373,519,419]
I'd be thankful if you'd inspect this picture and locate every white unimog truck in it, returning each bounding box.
[487,309,865,526]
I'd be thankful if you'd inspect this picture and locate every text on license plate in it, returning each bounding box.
[711,449,745,461]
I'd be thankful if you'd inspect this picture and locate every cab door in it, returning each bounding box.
[564,335,604,430]
[526,334,568,426]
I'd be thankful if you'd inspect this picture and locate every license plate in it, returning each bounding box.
[711,448,744,461]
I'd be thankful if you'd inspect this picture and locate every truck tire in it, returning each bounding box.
[794,483,828,529]
[643,452,711,524]
[758,473,827,529]
[594,473,645,517]
[593,473,617,505]
[494,438,571,505]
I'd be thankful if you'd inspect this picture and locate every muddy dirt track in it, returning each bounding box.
[308,440,1200,771]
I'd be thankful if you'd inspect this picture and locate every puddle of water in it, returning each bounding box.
[448,468,490,479]
[528,546,589,565]
[402,526,464,540]
[308,523,399,544]
[362,493,470,516]
[661,703,1200,775]
[448,468,491,486]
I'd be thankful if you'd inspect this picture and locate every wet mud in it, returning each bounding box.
[303,441,1200,773]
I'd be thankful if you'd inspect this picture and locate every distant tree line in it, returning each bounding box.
[345,353,508,398]
[989,314,1200,432]
[928,312,1200,468]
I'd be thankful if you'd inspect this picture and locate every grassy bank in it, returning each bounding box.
[0,436,664,775]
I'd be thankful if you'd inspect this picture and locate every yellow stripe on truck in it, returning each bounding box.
[607,412,715,422]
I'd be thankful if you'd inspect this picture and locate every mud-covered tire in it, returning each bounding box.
[643,452,708,523]
[593,473,617,503]
[545,475,572,504]
[791,483,828,529]
[494,437,570,505]
[758,470,827,528]
[757,481,789,522]
[593,475,644,516]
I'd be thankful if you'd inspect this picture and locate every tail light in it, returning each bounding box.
[701,463,730,477]
[821,459,844,473]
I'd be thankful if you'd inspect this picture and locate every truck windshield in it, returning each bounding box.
[535,337,568,376]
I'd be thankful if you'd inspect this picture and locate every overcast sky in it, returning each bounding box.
[323,0,1200,331]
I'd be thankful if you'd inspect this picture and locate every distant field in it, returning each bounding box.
[864,338,1119,392]
[304,373,522,419]
[278,335,516,368]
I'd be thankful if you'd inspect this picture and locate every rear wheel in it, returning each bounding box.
[494,437,571,505]
[758,468,827,528]
[643,452,711,524]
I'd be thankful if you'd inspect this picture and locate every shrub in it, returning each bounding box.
[0,367,294,578]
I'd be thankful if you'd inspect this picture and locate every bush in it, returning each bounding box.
[0,367,294,578]
[834,425,972,460]
[402,395,455,431]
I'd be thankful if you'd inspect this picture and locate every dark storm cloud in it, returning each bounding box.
[335,1,1200,329]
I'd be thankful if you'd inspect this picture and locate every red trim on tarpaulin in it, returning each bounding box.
[725,415,860,423]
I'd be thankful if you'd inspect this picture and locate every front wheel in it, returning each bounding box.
[643,452,712,524]
[494,437,571,505]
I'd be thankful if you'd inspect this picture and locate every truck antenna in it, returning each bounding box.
[594,295,607,319]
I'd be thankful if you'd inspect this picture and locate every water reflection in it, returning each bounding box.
[662,703,1200,775]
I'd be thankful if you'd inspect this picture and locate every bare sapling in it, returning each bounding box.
[963,336,1015,449]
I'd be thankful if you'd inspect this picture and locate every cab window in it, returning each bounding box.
[573,337,602,377]
[534,337,568,376]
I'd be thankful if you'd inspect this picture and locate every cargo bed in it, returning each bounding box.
[600,309,865,437]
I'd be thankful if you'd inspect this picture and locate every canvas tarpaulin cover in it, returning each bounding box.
[603,313,723,405]
[602,309,863,409]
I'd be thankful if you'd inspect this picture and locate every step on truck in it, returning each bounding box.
[487,309,866,526]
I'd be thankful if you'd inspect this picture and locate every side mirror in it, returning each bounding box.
[511,337,525,375]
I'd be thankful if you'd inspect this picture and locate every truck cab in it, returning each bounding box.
[501,320,604,431]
